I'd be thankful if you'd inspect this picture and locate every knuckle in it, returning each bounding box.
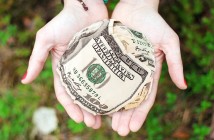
[29,55,45,67]
[36,29,51,46]
[36,29,45,40]
[171,33,180,43]
[35,29,52,51]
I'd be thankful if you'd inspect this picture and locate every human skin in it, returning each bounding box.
[21,0,108,129]
[21,0,187,136]
[110,0,187,136]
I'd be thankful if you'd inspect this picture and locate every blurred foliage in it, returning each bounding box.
[0,0,214,139]
[67,120,86,134]
[0,86,40,140]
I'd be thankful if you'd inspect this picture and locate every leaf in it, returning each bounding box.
[0,100,10,119]
[166,92,177,105]
[67,119,86,133]
[193,124,211,139]
[172,127,190,139]
[56,104,64,112]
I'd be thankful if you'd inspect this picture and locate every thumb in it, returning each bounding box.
[162,33,187,90]
[21,30,53,84]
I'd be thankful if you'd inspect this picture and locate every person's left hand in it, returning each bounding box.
[21,0,108,129]
[110,0,187,136]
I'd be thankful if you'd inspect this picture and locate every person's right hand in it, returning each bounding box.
[21,0,108,129]
[110,0,187,136]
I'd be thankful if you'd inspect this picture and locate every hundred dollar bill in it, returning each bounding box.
[109,20,155,72]
[57,19,155,115]
[123,78,153,110]
[109,20,155,109]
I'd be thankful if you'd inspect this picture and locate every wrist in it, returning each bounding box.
[120,0,159,11]
[64,0,105,7]
[63,0,106,12]
[63,0,108,20]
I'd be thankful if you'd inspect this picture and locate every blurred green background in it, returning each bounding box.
[0,0,214,139]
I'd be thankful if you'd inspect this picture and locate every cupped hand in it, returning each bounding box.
[21,0,108,129]
[111,0,187,136]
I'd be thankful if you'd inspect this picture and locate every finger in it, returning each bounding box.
[82,109,96,127]
[112,112,122,131]
[117,109,134,136]
[129,95,155,132]
[54,78,84,123]
[92,115,102,129]
[161,34,187,89]
[129,59,162,132]
[52,56,83,123]
[21,29,52,84]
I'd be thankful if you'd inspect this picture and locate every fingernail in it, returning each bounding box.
[184,78,188,87]
[21,71,27,80]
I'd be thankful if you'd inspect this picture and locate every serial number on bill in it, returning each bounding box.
[73,67,101,99]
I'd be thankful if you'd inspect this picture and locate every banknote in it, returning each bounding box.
[57,19,155,115]
[109,20,155,109]
[123,78,153,110]
[60,20,109,64]
[116,35,155,73]
[109,19,155,71]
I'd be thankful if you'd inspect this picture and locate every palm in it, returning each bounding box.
[50,8,107,127]
[45,6,108,57]
[23,3,108,128]
[112,3,176,61]
[111,2,187,136]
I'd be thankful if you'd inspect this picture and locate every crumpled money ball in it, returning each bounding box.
[57,19,155,115]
